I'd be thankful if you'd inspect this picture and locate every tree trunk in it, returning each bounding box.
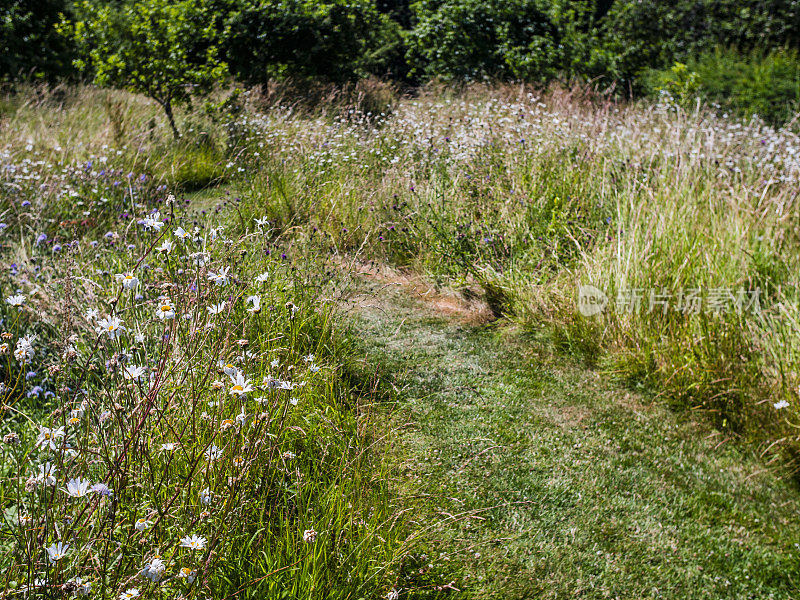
[163,100,179,140]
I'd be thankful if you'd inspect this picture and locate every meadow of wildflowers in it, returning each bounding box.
[0,89,411,598]
[1,82,800,598]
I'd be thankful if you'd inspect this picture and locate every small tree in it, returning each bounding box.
[62,0,228,138]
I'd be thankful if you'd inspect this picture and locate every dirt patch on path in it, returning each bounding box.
[342,259,494,326]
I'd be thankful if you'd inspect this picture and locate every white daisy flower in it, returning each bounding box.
[229,371,253,397]
[142,211,164,231]
[120,588,140,600]
[179,534,207,551]
[246,295,261,313]
[46,541,69,563]
[96,316,125,339]
[6,294,25,307]
[141,557,166,582]
[218,360,238,376]
[204,445,223,461]
[134,518,152,532]
[156,298,175,320]
[68,578,91,597]
[123,364,147,380]
[207,302,226,316]
[115,272,139,290]
[36,426,65,450]
[65,477,91,498]
[207,266,231,286]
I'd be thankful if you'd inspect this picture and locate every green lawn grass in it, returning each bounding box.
[346,271,800,599]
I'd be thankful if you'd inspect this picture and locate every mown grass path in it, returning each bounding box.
[344,268,800,599]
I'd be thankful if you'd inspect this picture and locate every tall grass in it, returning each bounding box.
[3,79,800,597]
[221,82,800,467]
[0,86,417,598]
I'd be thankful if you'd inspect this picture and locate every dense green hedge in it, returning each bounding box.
[3,0,800,123]
[405,0,560,82]
[1,0,75,81]
[222,0,405,83]
[644,48,800,126]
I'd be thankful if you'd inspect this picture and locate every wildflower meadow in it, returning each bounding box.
[1,76,800,598]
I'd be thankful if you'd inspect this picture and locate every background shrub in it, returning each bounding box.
[223,0,405,84]
[406,0,560,82]
[645,47,800,126]
[0,0,75,81]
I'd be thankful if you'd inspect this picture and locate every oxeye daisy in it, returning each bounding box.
[120,588,140,600]
[255,271,269,284]
[65,477,91,498]
[179,534,207,551]
[115,272,139,290]
[135,518,152,532]
[36,426,65,450]
[246,295,261,313]
[174,226,191,241]
[218,361,237,376]
[177,567,196,583]
[229,371,253,397]
[207,266,231,286]
[156,239,173,254]
[141,557,166,582]
[13,338,34,363]
[207,302,226,315]
[46,541,69,562]
[123,364,147,380]
[35,462,57,486]
[6,294,25,307]
[141,211,164,231]
[96,316,125,338]
[155,298,175,320]
[204,445,223,461]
